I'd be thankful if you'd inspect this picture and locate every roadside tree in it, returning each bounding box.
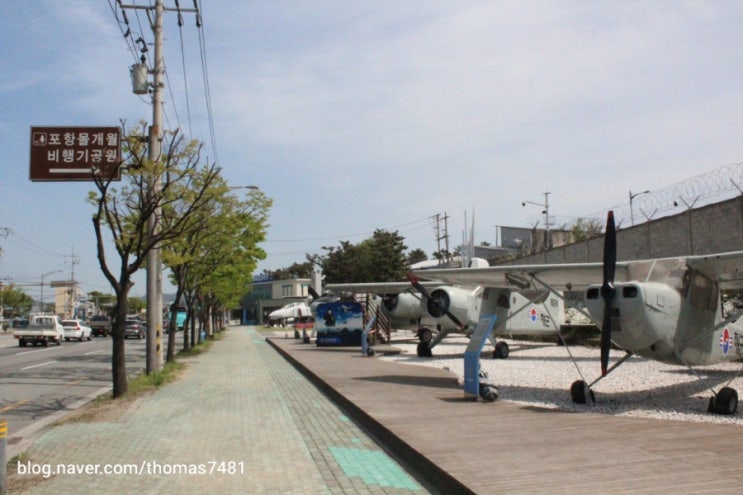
[1,285,33,319]
[161,180,271,361]
[89,124,222,398]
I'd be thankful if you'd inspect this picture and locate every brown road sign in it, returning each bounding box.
[29,126,122,181]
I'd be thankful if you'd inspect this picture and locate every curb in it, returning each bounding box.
[6,385,112,460]
[266,337,474,495]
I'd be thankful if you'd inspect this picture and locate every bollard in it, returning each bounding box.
[0,419,7,495]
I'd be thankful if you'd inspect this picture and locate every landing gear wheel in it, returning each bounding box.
[570,380,595,404]
[416,341,432,357]
[493,341,509,359]
[479,384,498,402]
[709,387,738,415]
[418,328,433,343]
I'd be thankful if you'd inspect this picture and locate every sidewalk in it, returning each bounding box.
[9,327,429,494]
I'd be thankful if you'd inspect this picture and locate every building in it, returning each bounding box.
[240,274,312,325]
[50,280,90,319]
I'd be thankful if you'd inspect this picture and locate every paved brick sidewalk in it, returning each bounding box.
[11,327,428,494]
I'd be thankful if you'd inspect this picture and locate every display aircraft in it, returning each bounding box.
[411,211,743,415]
[267,301,312,327]
[325,277,565,359]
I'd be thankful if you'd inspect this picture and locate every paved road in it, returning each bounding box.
[0,331,145,436]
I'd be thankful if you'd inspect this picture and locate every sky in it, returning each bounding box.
[1,0,742,300]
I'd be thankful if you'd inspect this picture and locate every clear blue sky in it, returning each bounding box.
[1,1,742,298]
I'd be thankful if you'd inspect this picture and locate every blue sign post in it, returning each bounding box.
[463,315,498,400]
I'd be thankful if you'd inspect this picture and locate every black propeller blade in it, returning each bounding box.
[308,286,321,301]
[407,273,465,330]
[600,211,617,376]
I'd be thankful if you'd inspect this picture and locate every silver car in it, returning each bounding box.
[124,319,146,339]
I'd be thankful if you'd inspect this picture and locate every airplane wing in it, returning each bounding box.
[325,281,441,294]
[411,262,631,292]
[687,250,743,290]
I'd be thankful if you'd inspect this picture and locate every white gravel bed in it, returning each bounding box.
[380,335,743,426]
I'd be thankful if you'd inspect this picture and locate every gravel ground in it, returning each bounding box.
[380,334,743,426]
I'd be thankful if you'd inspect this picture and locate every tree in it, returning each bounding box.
[89,124,223,398]
[570,217,604,242]
[127,297,146,315]
[1,286,33,319]
[161,181,271,360]
[406,248,428,266]
[309,230,409,283]
[271,261,314,280]
[88,291,115,314]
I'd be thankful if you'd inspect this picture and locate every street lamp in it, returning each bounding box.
[40,270,63,314]
[522,191,551,250]
[629,190,650,226]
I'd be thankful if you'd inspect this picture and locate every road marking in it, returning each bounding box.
[21,360,58,370]
[0,399,31,413]
[15,347,56,356]
[85,349,106,356]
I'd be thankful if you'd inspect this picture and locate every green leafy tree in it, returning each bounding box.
[88,291,116,315]
[1,285,33,318]
[162,181,271,360]
[406,248,427,266]
[570,217,604,242]
[89,124,222,398]
[310,229,409,283]
[271,261,314,280]
[127,297,146,315]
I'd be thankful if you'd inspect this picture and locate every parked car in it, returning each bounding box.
[124,318,146,339]
[62,319,93,341]
[89,315,112,337]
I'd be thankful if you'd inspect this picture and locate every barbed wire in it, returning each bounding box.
[552,162,743,229]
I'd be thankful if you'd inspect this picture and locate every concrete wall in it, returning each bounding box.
[506,196,743,265]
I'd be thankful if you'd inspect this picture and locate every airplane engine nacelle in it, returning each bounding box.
[381,293,426,320]
[426,286,479,328]
[585,281,682,361]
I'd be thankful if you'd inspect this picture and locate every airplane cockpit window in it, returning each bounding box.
[687,270,718,312]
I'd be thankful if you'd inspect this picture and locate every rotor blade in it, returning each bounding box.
[600,211,617,376]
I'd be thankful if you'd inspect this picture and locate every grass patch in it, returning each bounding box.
[127,360,184,395]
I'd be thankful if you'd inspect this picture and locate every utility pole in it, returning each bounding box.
[522,191,552,251]
[145,0,165,375]
[433,213,450,264]
[121,0,199,373]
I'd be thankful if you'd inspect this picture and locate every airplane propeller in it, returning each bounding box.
[407,273,465,330]
[600,211,617,376]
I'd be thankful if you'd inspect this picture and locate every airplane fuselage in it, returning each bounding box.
[585,263,743,366]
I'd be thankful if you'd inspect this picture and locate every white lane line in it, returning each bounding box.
[21,360,58,370]
[15,347,56,356]
[85,349,106,356]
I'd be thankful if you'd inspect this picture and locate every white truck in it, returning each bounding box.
[14,314,64,347]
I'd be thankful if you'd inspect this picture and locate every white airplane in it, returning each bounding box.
[267,301,312,327]
[412,211,743,415]
[326,276,566,359]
